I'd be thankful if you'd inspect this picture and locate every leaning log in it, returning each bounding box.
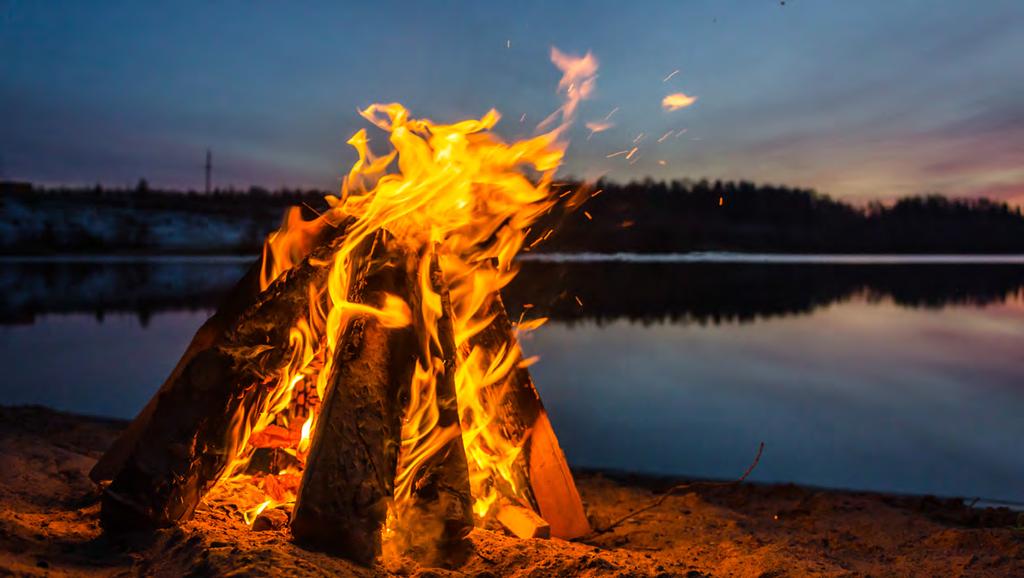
[396,255,474,561]
[89,260,262,484]
[100,231,350,530]
[469,294,591,539]
[290,234,419,564]
[90,214,342,484]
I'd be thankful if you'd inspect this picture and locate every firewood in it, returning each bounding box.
[244,448,301,476]
[90,219,345,484]
[89,261,262,484]
[497,501,551,539]
[252,507,290,532]
[290,234,419,565]
[396,255,474,560]
[469,294,591,540]
[100,231,351,531]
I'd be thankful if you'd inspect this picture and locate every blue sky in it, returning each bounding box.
[2,1,1023,204]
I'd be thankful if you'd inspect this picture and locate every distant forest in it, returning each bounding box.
[2,178,1023,254]
[537,179,1024,254]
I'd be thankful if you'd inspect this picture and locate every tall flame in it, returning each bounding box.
[219,48,597,533]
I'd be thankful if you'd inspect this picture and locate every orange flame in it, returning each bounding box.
[259,206,329,291]
[217,47,597,536]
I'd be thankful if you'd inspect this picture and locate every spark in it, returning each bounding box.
[520,113,527,123]
[657,130,673,143]
[506,39,511,49]
[625,146,638,160]
[662,92,698,111]
[606,149,631,158]
[586,120,614,138]
[719,196,724,206]
[663,69,679,82]
[590,189,604,198]
[574,296,583,307]
[583,211,593,220]
[603,106,619,121]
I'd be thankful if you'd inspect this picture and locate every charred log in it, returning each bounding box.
[89,260,262,484]
[91,221,344,484]
[396,256,474,561]
[290,235,419,564]
[100,231,349,530]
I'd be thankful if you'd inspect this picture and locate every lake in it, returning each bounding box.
[1,256,1022,506]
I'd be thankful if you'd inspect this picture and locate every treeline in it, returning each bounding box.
[534,179,1024,254]
[3,179,1024,254]
[0,181,324,254]
[2,180,324,219]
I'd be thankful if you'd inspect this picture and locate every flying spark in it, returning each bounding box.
[662,92,698,111]
[586,120,614,138]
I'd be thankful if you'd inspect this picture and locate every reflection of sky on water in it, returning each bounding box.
[525,297,1024,503]
[0,311,212,418]
[1,294,1022,503]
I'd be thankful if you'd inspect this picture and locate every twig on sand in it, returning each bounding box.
[588,442,765,537]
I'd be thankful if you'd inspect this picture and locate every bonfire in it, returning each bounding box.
[89,49,598,566]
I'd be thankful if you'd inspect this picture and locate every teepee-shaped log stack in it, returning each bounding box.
[91,224,589,566]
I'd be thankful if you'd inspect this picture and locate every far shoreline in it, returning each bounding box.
[3,251,1024,265]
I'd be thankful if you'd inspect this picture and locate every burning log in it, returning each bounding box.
[90,216,341,484]
[88,261,262,484]
[293,248,474,565]
[470,294,591,540]
[392,256,474,561]
[100,231,349,530]
[290,234,419,563]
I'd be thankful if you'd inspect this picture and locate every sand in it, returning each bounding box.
[0,405,1020,577]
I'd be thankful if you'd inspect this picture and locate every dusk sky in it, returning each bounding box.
[2,1,1023,205]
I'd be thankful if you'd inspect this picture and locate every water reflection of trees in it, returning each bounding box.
[0,260,250,326]
[1,260,1022,326]
[505,262,1024,325]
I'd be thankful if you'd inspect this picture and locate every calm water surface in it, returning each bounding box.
[1,257,1022,504]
